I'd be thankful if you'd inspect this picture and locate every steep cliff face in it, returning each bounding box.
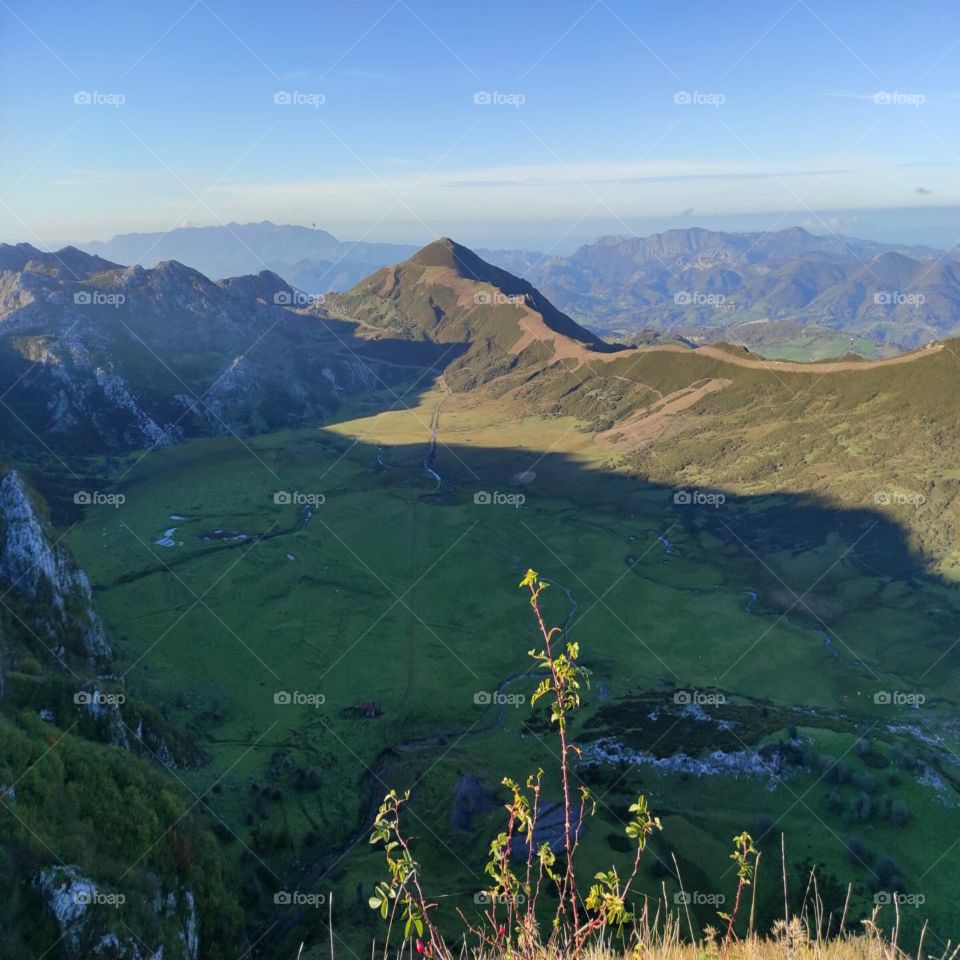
[34,865,200,960]
[0,471,110,668]
[0,471,231,956]
[0,244,413,454]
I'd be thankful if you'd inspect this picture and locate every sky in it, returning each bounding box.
[2,0,960,252]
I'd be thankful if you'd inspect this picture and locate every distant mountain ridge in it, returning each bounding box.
[80,220,420,292]
[516,226,960,354]
[74,222,960,356]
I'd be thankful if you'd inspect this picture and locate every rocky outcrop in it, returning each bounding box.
[33,865,99,954]
[34,865,200,959]
[0,471,110,666]
[581,736,781,785]
[92,368,181,447]
[0,243,409,451]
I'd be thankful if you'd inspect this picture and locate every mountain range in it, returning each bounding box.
[3,234,960,957]
[75,223,960,358]
[82,221,420,294]
[0,241,425,456]
[517,227,960,355]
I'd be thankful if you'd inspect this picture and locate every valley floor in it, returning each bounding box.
[60,380,960,956]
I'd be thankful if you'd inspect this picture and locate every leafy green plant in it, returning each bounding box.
[368,790,437,958]
[720,831,758,955]
[367,570,752,960]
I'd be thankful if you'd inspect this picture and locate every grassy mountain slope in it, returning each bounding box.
[337,237,610,350]
[3,238,960,956]
[332,241,959,571]
[0,470,241,958]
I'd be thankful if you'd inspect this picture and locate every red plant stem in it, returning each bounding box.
[501,811,516,933]
[619,844,645,905]
[723,877,746,955]
[528,582,580,934]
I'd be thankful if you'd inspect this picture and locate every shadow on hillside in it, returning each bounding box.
[38,413,959,956]
[330,430,942,583]
[225,430,957,954]
[11,318,471,520]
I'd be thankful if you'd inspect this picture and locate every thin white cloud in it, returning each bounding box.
[6,158,959,240]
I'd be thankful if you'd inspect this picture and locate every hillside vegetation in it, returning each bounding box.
[1,240,958,957]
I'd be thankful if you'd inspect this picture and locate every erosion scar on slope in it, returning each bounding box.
[597,378,733,448]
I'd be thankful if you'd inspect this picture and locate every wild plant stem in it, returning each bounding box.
[527,581,579,933]
[723,876,746,957]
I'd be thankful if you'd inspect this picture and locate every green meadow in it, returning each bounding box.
[66,393,960,956]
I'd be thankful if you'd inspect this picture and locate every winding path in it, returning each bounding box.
[423,376,450,487]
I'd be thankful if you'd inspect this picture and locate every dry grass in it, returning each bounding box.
[462,913,954,960]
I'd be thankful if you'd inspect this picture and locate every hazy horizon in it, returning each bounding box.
[3,0,959,256]
[8,204,960,259]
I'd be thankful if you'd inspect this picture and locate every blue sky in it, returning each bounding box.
[3,0,960,251]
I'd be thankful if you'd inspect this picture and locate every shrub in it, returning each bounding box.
[845,837,872,868]
[890,799,911,827]
[366,571,756,960]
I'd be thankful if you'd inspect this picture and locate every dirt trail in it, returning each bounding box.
[514,324,944,373]
[340,265,944,376]
[492,275,945,374]
[639,341,945,373]
[598,378,732,448]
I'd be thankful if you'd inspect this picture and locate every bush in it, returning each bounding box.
[852,772,876,794]
[890,799,910,826]
[845,792,872,823]
[845,836,872,867]
[873,855,905,892]
[365,571,758,960]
